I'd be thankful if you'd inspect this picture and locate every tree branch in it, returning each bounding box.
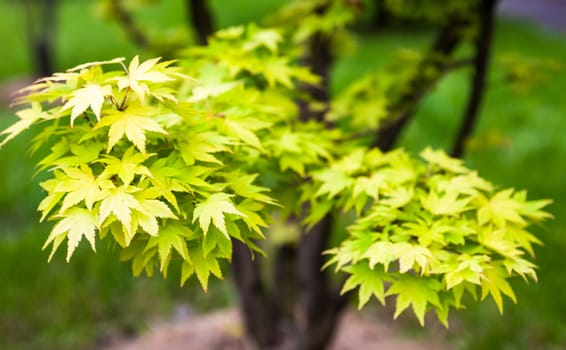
[451,0,499,157]
[372,13,471,151]
[109,0,150,49]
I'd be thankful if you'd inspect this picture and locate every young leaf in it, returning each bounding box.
[386,275,442,326]
[193,193,246,237]
[115,56,174,101]
[43,208,98,262]
[0,103,50,147]
[62,84,112,126]
[342,262,389,307]
[95,106,167,153]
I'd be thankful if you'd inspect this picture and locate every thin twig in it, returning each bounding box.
[110,0,150,48]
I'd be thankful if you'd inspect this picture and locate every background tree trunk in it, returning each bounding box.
[24,0,58,77]
[187,0,214,45]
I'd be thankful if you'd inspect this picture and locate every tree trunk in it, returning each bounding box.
[231,12,346,349]
[187,0,215,45]
[231,240,279,347]
[24,0,58,77]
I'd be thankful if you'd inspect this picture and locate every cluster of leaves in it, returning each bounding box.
[326,49,422,132]
[307,147,551,325]
[268,0,359,43]
[1,25,341,290]
[3,54,284,290]
[184,24,319,89]
[0,16,552,327]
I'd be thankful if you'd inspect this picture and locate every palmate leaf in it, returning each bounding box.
[144,222,193,272]
[98,187,143,237]
[95,106,167,153]
[133,197,178,236]
[115,55,175,101]
[478,189,526,227]
[43,207,98,262]
[341,262,390,307]
[0,103,50,147]
[54,165,113,212]
[386,275,442,326]
[183,244,224,291]
[177,132,232,165]
[193,193,246,237]
[481,266,517,313]
[62,83,112,126]
[99,148,154,186]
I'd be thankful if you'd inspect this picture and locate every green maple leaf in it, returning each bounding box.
[342,262,389,308]
[99,148,154,186]
[226,173,276,205]
[352,173,388,200]
[95,106,167,153]
[98,187,143,236]
[243,26,282,53]
[187,244,223,291]
[420,147,469,173]
[145,222,193,272]
[481,266,517,313]
[188,81,239,102]
[421,190,471,216]
[67,57,125,72]
[478,189,526,227]
[52,142,103,168]
[222,118,271,149]
[262,57,294,88]
[363,241,398,271]
[43,207,98,262]
[386,275,442,326]
[54,165,113,213]
[115,56,175,101]
[193,193,246,237]
[177,131,232,165]
[235,199,269,236]
[1,103,50,147]
[132,196,178,236]
[445,254,491,289]
[396,243,434,274]
[313,169,353,198]
[62,83,112,126]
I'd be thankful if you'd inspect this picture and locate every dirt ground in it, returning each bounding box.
[103,308,449,350]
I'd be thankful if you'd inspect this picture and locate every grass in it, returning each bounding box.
[0,1,565,349]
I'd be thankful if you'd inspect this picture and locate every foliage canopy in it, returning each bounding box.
[1,2,552,328]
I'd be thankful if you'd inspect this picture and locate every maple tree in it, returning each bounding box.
[1,0,553,349]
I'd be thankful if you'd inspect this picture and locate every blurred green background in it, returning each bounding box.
[0,0,564,349]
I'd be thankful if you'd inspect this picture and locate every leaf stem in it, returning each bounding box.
[119,86,131,111]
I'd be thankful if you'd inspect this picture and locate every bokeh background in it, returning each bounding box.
[0,0,565,349]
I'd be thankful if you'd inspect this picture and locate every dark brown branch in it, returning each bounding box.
[372,13,471,151]
[451,0,499,157]
[110,0,150,48]
[187,0,215,45]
